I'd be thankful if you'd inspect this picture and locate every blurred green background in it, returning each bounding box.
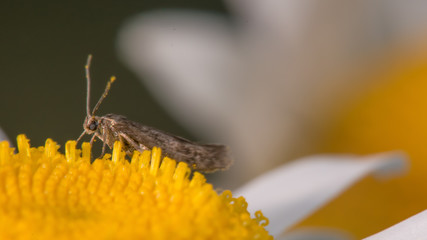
[0,1,227,150]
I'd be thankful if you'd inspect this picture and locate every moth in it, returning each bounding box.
[76,55,232,172]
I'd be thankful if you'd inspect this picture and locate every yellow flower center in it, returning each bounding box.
[0,135,271,240]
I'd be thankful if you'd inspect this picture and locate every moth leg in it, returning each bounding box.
[87,134,97,161]
[119,133,149,154]
[100,125,108,158]
[89,134,96,147]
[100,138,107,157]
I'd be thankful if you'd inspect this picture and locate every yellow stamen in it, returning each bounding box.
[0,134,272,239]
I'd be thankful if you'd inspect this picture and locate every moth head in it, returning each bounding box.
[76,55,116,144]
[83,116,100,134]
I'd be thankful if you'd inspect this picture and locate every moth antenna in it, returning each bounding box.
[91,76,116,116]
[76,54,93,143]
[85,54,93,117]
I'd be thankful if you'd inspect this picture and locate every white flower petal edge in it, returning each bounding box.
[0,127,10,143]
[364,210,427,240]
[233,152,408,238]
[276,227,353,240]
[117,11,237,138]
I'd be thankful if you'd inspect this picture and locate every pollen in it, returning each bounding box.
[0,135,272,240]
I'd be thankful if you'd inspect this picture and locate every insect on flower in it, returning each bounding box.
[76,55,232,172]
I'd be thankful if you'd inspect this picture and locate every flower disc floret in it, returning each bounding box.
[0,135,271,240]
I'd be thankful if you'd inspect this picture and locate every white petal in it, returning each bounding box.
[378,0,427,43]
[117,11,238,138]
[364,210,427,240]
[0,127,10,143]
[227,0,316,40]
[234,152,408,237]
[279,227,353,240]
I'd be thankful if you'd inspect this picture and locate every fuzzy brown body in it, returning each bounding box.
[77,55,231,172]
[91,114,232,172]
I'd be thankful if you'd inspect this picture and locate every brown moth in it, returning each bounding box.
[76,55,232,172]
